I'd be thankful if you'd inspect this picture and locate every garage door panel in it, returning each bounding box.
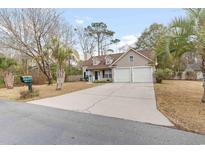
[114,68,130,82]
[132,67,153,83]
[114,67,153,83]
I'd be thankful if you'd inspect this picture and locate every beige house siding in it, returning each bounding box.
[115,50,150,67]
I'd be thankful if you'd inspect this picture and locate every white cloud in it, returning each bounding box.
[117,35,138,48]
[75,19,84,25]
[74,16,92,25]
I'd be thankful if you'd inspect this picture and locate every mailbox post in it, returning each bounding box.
[20,76,33,92]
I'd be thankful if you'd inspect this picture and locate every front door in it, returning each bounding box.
[95,71,98,80]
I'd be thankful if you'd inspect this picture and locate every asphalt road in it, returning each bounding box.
[0,100,205,145]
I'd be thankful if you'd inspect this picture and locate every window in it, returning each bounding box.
[105,56,113,65]
[104,70,112,78]
[130,56,134,62]
[92,57,99,65]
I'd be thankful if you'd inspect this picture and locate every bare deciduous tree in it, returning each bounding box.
[75,26,96,58]
[56,21,76,48]
[57,22,77,70]
[0,8,60,84]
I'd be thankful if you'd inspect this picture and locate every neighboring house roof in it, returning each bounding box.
[83,48,153,70]
[137,49,153,60]
[190,63,201,71]
[181,51,202,71]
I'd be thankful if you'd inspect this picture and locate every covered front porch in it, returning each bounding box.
[85,69,112,82]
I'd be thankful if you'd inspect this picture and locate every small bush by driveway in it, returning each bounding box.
[155,80,205,134]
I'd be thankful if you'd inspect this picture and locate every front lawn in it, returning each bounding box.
[155,80,205,134]
[0,82,96,101]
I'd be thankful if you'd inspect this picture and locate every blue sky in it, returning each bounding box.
[60,9,186,56]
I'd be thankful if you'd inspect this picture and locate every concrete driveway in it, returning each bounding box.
[29,83,173,126]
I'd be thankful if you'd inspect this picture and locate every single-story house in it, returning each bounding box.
[82,48,154,83]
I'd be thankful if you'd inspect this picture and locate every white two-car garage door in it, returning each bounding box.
[113,66,153,83]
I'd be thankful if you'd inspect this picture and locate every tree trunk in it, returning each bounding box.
[3,71,14,89]
[47,63,53,85]
[201,58,205,103]
[47,75,53,85]
[202,90,205,103]
[97,35,100,56]
[35,60,53,85]
[44,69,53,85]
[56,66,65,90]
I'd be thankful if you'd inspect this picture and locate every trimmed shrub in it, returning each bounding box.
[176,71,183,78]
[185,71,197,80]
[154,69,165,83]
[93,80,112,83]
[163,68,174,80]
[20,89,39,99]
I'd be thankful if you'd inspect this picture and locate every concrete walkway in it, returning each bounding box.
[29,83,173,126]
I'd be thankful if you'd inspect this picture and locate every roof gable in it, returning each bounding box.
[111,48,153,66]
[82,49,153,69]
